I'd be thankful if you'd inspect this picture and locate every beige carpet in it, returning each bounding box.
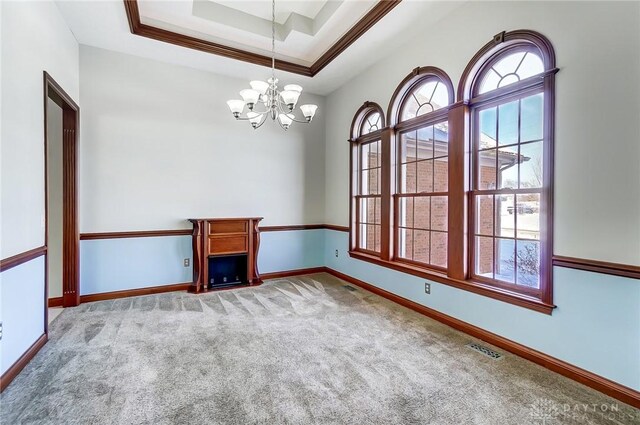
[1,273,638,424]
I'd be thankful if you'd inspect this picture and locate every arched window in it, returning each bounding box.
[388,67,454,270]
[460,31,557,301]
[350,102,385,254]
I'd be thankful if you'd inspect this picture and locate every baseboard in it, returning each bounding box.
[0,333,48,392]
[322,267,640,409]
[48,297,63,308]
[80,282,191,303]
[261,267,326,280]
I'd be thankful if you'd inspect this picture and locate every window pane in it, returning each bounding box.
[478,107,497,147]
[434,122,449,158]
[401,163,417,193]
[413,230,430,263]
[498,145,518,189]
[416,126,434,160]
[399,197,414,228]
[399,228,413,259]
[475,236,494,277]
[495,238,515,283]
[498,100,519,145]
[516,193,540,239]
[361,143,371,169]
[417,160,433,193]
[479,69,501,94]
[431,196,448,231]
[434,157,448,192]
[518,53,544,80]
[477,149,497,190]
[493,51,526,77]
[364,168,379,195]
[359,223,367,249]
[520,141,543,189]
[475,195,494,236]
[401,80,450,121]
[400,131,417,163]
[479,51,544,94]
[366,224,377,251]
[521,93,543,142]
[358,198,367,223]
[361,197,379,225]
[496,195,515,237]
[361,112,381,135]
[430,231,447,268]
[516,240,540,288]
[414,196,430,230]
[363,141,380,169]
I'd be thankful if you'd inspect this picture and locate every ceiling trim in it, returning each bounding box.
[123,0,402,77]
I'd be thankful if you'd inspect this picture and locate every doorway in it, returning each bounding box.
[44,72,79,330]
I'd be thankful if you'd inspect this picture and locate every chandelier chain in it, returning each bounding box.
[271,0,275,80]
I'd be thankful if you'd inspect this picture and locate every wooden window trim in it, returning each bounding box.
[463,30,557,308]
[347,32,557,314]
[349,102,386,255]
[349,250,554,314]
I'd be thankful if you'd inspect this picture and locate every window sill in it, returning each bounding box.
[348,250,555,315]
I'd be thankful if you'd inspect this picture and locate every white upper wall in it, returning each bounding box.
[324,1,640,265]
[0,0,79,258]
[79,45,326,231]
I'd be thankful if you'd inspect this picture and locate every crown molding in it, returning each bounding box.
[123,0,402,77]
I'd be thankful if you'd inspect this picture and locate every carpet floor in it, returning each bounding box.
[1,273,638,424]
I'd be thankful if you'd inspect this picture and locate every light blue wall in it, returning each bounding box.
[79,230,325,295]
[80,236,192,295]
[258,230,325,273]
[0,257,45,375]
[323,229,640,391]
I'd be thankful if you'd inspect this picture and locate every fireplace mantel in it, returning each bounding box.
[188,217,263,293]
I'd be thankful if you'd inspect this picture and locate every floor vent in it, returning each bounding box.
[466,343,503,360]
[343,285,357,292]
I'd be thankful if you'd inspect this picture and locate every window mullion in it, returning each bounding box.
[380,128,393,261]
[447,102,469,280]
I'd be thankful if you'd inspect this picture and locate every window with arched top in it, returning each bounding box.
[388,67,454,270]
[349,103,386,254]
[345,33,557,314]
[460,30,557,304]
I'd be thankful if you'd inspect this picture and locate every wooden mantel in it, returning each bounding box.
[189,217,263,293]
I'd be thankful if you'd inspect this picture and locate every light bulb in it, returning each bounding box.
[240,89,260,109]
[247,112,262,128]
[278,113,294,129]
[300,104,318,121]
[280,90,300,110]
[284,84,302,93]
[250,81,269,96]
[226,100,245,117]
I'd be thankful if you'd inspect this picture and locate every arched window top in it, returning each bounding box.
[361,110,382,135]
[458,30,556,102]
[387,66,454,127]
[477,49,544,94]
[350,101,385,140]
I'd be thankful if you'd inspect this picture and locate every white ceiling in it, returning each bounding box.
[55,0,465,95]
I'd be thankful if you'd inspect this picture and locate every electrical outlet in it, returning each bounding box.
[335,249,339,257]
[424,282,431,294]
[183,258,190,267]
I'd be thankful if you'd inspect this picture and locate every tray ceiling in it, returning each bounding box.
[55,0,466,94]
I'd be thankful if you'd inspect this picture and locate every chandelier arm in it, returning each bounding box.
[288,116,311,124]
[234,109,270,120]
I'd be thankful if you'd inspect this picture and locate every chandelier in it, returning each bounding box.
[226,0,318,130]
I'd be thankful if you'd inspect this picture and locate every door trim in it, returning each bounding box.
[44,72,80,328]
